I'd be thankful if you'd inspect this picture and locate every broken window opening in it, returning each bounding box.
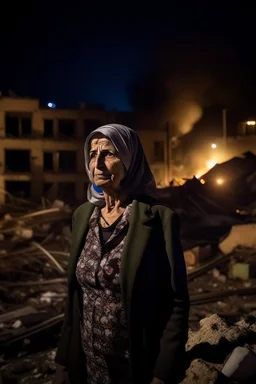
[5,181,31,199]
[5,114,32,137]
[5,150,30,172]
[43,152,54,171]
[58,151,76,172]
[58,119,75,137]
[5,116,19,137]
[21,118,32,136]
[44,120,54,137]
[43,182,58,201]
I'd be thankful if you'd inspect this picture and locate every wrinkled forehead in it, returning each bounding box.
[89,135,116,152]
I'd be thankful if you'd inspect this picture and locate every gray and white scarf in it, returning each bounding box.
[84,124,157,206]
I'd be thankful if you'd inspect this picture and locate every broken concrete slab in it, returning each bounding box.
[0,306,38,324]
[222,346,256,381]
[228,261,256,280]
[219,224,256,255]
[184,245,212,266]
[182,311,256,383]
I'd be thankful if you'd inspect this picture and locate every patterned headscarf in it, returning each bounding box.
[84,124,157,206]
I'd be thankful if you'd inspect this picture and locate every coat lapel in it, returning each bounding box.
[68,202,95,287]
[120,200,156,323]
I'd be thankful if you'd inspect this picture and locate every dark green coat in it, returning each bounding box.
[55,199,190,384]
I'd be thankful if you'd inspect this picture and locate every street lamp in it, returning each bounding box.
[211,143,217,149]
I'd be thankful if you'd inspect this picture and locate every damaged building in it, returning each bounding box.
[0,96,169,204]
[1,107,256,381]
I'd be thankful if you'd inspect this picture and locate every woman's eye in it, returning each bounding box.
[89,152,96,159]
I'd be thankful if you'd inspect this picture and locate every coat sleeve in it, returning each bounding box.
[54,298,72,366]
[153,210,190,382]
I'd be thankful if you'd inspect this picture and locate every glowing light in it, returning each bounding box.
[47,102,56,108]
[246,121,256,126]
[216,178,224,185]
[206,160,217,169]
[200,179,205,184]
[211,143,217,149]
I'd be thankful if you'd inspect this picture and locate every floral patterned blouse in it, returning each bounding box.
[75,205,133,384]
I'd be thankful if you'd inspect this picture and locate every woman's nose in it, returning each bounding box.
[95,152,105,169]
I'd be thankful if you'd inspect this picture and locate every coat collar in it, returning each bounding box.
[68,200,157,319]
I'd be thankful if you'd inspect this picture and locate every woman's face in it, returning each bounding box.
[88,136,126,191]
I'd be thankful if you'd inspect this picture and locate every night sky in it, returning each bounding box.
[1,2,256,113]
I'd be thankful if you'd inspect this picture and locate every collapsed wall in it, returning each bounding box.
[182,311,256,383]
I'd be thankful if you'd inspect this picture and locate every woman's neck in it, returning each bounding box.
[103,191,128,213]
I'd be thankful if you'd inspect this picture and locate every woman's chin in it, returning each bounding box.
[94,180,111,188]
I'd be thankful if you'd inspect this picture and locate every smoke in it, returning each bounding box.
[169,98,203,135]
[128,37,243,134]
[127,70,210,134]
[165,74,214,135]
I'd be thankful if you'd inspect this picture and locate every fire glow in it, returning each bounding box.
[206,159,217,169]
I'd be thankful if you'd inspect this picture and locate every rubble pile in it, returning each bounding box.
[182,311,256,383]
[160,151,256,252]
[0,196,72,383]
[1,152,256,382]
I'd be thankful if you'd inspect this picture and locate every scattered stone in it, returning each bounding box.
[33,373,43,378]
[40,360,56,374]
[12,319,22,329]
[182,358,220,383]
[212,268,220,278]
[11,360,36,374]
[48,350,56,361]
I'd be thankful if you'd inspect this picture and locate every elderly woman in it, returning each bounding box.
[54,124,189,384]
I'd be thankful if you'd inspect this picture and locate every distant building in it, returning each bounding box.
[0,96,169,204]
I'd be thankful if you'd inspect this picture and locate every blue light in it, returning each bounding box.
[93,184,103,194]
[47,102,56,108]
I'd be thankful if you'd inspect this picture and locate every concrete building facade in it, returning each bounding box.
[0,97,168,204]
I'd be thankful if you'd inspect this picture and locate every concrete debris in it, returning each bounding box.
[51,200,65,209]
[0,196,72,382]
[11,359,36,374]
[228,261,256,280]
[12,319,22,329]
[0,156,255,384]
[184,245,212,266]
[222,346,256,381]
[212,268,227,283]
[3,214,13,221]
[182,311,256,383]
[2,311,256,383]
[15,228,33,239]
[0,306,38,323]
[219,224,256,255]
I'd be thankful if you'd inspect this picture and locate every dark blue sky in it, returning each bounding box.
[0,2,255,112]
